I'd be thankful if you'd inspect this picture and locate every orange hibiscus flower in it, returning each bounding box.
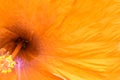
[0,0,120,80]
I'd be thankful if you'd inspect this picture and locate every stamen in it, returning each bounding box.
[0,49,15,73]
[0,41,23,73]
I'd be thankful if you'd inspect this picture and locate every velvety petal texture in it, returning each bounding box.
[0,0,120,80]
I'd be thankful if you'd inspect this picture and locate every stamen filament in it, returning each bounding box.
[12,42,23,59]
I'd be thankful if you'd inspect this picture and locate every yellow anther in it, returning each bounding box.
[7,68,12,72]
[0,54,16,73]
[1,70,7,73]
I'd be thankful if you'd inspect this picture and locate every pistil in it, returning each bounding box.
[0,40,23,73]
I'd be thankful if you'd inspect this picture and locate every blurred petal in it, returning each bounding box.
[0,0,120,80]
